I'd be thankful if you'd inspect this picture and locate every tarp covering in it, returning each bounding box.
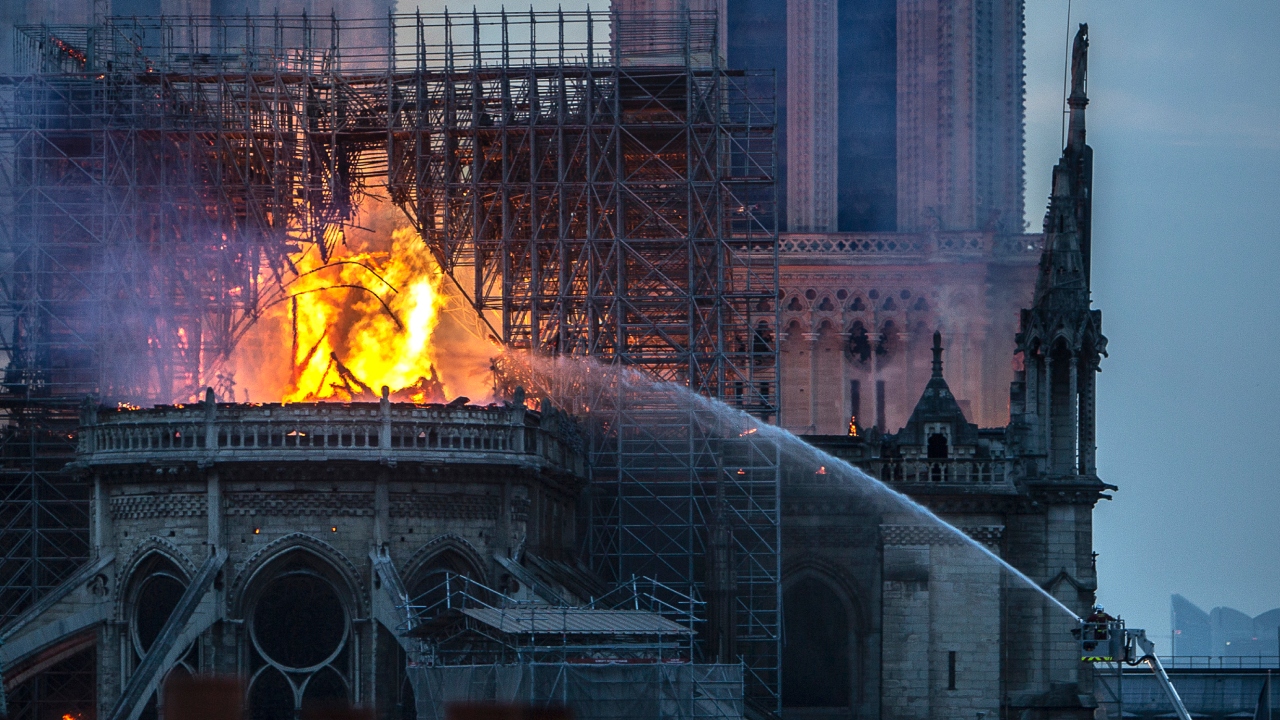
[410,663,743,720]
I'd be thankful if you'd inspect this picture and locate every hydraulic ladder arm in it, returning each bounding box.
[1078,618,1193,720]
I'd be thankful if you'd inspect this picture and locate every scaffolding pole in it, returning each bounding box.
[0,12,780,710]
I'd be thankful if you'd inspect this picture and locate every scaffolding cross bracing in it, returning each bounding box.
[0,11,780,711]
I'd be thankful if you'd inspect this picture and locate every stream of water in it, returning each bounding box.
[509,352,1084,623]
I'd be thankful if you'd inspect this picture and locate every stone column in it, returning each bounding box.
[898,327,912,427]
[206,471,221,552]
[867,332,882,429]
[1078,364,1097,475]
[787,0,838,231]
[93,475,110,558]
[1067,357,1079,472]
[839,331,851,432]
[374,473,389,548]
[803,332,820,432]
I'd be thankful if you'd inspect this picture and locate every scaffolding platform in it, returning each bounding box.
[0,10,779,709]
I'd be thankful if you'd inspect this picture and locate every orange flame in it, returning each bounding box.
[227,200,495,404]
[284,226,447,402]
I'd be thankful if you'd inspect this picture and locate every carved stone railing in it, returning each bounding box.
[762,232,1043,260]
[869,458,1013,487]
[792,457,1014,490]
[75,396,585,477]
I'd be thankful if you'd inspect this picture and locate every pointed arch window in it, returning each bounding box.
[846,322,871,363]
[247,558,353,720]
[783,578,852,708]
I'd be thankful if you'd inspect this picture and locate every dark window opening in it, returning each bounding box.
[927,433,949,459]
[249,667,294,720]
[850,380,861,433]
[948,651,957,690]
[1050,341,1077,472]
[875,380,886,430]
[4,646,96,720]
[783,578,851,708]
[248,562,351,720]
[135,573,186,654]
[846,322,871,363]
[876,320,897,359]
[253,572,346,669]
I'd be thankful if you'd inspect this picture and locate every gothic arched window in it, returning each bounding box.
[877,320,897,360]
[846,322,871,363]
[128,555,197,720]
[783,578,851,708]
[927,433,949,459]
[1049,340,1077,473]
[247,558,352,720]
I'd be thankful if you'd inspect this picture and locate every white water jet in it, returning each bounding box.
[504,351,1084,623]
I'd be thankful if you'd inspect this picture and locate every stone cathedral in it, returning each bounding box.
[772,23,1110,720]
[0,0,1116,714]
[615,0,1113,716]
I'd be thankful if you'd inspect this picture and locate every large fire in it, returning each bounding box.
[225,200,496,404]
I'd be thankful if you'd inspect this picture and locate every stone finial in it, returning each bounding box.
[931,331,944,378]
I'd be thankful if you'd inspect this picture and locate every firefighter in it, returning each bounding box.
[1086,604,1114,640]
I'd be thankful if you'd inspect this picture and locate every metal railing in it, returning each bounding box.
[402,571,701,664]
[1160,655,1280,670]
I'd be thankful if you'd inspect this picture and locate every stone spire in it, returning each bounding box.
[1035,23,1093,308]
[930,330,944,378]
[1012,22,1106,478]
[900,331,976,445]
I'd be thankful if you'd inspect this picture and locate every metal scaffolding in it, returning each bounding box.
[0,11,780,710]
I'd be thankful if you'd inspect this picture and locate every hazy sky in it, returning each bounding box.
[1024,0,1280,648]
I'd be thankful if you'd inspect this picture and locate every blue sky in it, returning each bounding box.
[1025,0,1280,649]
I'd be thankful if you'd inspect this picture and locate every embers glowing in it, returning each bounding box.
[848,415,859,437]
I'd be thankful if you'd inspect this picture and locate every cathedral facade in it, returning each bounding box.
[775,24,1110,720]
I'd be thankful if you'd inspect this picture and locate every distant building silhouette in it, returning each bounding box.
[1172,595,1280,657]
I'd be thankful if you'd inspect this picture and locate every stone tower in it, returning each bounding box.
[1004,23,1110,718]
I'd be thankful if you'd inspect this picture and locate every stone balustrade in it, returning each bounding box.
[870,458,1012,487]
[76,395,585,476]
[760,231,1044,260]
[793,456,1014,490]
